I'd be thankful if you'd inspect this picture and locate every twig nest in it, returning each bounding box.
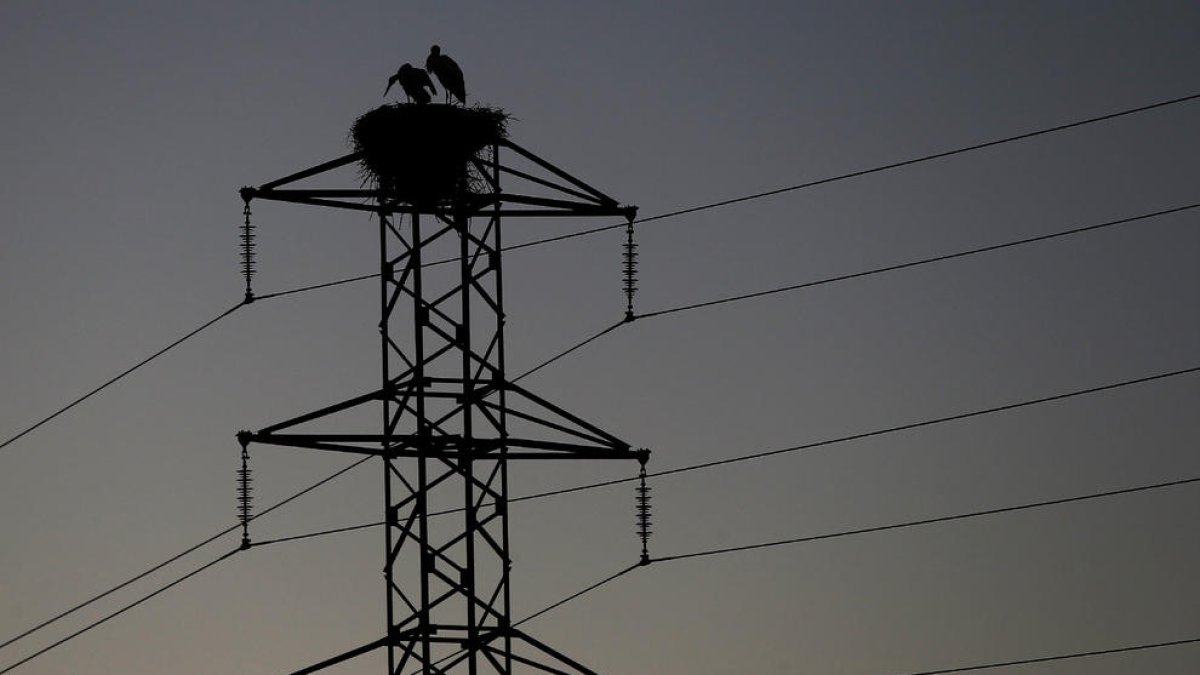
[351,103,508,204]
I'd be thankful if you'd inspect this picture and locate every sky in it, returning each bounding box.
[1,1,1198,673]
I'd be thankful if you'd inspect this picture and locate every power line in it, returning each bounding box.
[255,272,376,301]
[251,457,372,515]
[0,528,229,654]
[635,202,1199,320]
[515,562,642,627]
[250,519,379,548]
[631,92,1200,228]
[891,635,1200,675]
[0,548,239,675]
[650,475,1200,563]
[503,202,1197,382]
[497,363,1200,508]
[0,300,245,454]
[648,365,1200,480]
[0,456,371,653]
[511,319,627,383]
[255,91,1200,302]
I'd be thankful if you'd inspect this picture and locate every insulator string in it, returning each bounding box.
[622,219,638,321]
[237,437,253,550]
[240,191,256,303]
[636,460,652,565]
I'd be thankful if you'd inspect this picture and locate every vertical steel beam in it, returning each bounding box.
[492,144,514,674]
[381,212,397,675]
[457,193,479,675]
[379,154,516,672]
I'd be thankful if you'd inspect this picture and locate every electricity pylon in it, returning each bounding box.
[237,109,645,674]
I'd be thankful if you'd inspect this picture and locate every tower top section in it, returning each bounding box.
[240,103,635,222]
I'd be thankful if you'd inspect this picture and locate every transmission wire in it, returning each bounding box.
[631,92,1200,228]
[515,562,642,626]
[0,456,371,652]
[646,365,1200,479]
[500,364,1200,508]
[0,301,245,453]
[511,319,627,383]
[636,202,1199,320]
[649,475,1200,563]
[503,201,1197,381]
[891,636,1200,675]
[251,519,379,548]
[0,548,240,675]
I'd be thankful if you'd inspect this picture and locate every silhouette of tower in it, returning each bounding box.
[238,105,644,674]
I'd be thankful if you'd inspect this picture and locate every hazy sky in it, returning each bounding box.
[2,2,1198,674]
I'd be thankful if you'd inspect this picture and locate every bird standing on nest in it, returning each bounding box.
[384,64,437,104]
[425,45,466,105]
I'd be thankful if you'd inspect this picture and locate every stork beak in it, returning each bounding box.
[384,78,395,96]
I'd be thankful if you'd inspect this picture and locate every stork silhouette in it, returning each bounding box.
[384,64,437,104]
[425,45,466,105]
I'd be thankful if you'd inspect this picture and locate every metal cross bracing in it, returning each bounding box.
[239,137,645,674]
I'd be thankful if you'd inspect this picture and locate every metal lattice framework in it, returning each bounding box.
[239,133,644,674]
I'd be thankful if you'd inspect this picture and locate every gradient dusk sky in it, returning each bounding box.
[2,2,1198,674]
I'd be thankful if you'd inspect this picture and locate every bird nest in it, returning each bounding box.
[350,103,509,205]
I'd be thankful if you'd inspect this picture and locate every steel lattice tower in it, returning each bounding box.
[238,109,644,674]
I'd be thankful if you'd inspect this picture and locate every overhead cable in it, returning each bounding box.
[504,202,1197,381]
[0,549,239,675]
[0,456,370,652]
[497,364,1200,507]
[644,365,1200,479]
[650,475,1200,563]
[0,301,245,453]
[890,635,1200,675]
[631,92,1200,228]
[636,202,1198,319]
[511,319,627,383]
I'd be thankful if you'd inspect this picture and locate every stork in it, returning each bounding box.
[384,64,437,104]
[425,45,466,105]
